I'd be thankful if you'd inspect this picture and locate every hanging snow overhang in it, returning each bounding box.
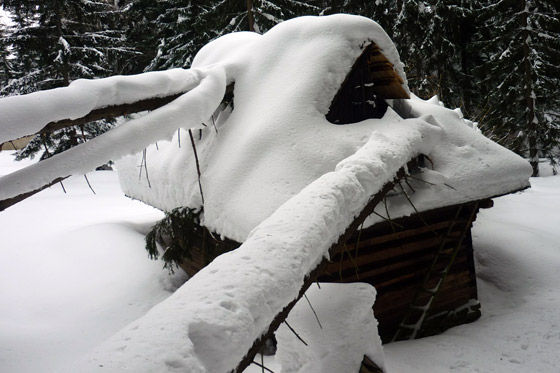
[327,42,409,124]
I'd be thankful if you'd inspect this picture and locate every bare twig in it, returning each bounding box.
[383,197,399,234]
[59,180,67,193]
[406,174,436,186]
[354,221,364,257]
[342,244,360,280]
[251,360,275,373]
[140,149,151,188]
[371,210,404,229]
[404,175,416,193]
[84,174,96,195]
[304,294,323,329]
[443,183,457,191]
[188,129,204,205]
[43,139,67,193]
[283,321,308,346]
[398,181,432,230]
[211,115,219,134]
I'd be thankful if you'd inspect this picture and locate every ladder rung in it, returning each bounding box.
[398,323,417,330]
[422,287,437,295]
[410,304,430,311]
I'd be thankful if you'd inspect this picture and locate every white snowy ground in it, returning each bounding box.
[0,151,558,373]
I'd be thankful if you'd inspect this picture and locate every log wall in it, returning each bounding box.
[317,201,483,342]
[178,201,485,343]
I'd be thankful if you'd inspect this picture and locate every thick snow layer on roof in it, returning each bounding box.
[116,15,531,242]
[76,116,438,372]
[363,96,533,226]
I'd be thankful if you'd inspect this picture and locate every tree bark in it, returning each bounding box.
[247,0,255,32]
[521,1,539,177]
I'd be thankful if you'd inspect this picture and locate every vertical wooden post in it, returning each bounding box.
[247,0,255,32]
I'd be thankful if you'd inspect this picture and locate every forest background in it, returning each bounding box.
[1,0,558,176]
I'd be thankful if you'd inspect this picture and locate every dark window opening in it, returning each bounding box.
[327,43,409,125]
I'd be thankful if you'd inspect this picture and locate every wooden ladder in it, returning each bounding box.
[392,201,480,342]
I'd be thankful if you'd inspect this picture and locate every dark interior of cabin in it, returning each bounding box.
[326,43,409,124]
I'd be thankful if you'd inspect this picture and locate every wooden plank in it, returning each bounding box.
[330,229,467,274]
[349,220,452,247]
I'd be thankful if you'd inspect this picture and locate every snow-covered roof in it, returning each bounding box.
[116,14,531,243]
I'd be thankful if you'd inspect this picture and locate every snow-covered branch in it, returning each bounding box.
[0,68,204,144]
[0,67,227,210]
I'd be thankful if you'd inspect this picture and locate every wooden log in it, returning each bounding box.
[0,176,69,211]
[359,355,384,373]
[37,94,184,137]
[233,168,408,373]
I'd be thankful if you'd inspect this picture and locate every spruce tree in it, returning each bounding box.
[144,0,322,71]
[144,1,214,71]
[3,0,134,93]
[319,0,397,32]
[392,0,432,96]
[208,0,320,36]
[0,17,12,89]
[474,0,560,176]
[417,0,477,111]
[2,0,136,161]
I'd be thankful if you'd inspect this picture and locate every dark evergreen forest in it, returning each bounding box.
[1,0,558,175]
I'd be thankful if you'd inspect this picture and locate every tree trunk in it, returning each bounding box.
[521,1,539,177]
[247,0,255,32]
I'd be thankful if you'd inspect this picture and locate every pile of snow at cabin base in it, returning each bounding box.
[1,152,559,372]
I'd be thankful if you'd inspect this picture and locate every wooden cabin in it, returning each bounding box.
[156,45,519,343]
[173,197,493,343]
[119,20,531,346]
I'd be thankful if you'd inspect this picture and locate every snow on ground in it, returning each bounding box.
[0,150,558,372]
[385,164,560,373]
[0,152,180,373]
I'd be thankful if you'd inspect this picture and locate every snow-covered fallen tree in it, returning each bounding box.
[74,115,441,372]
